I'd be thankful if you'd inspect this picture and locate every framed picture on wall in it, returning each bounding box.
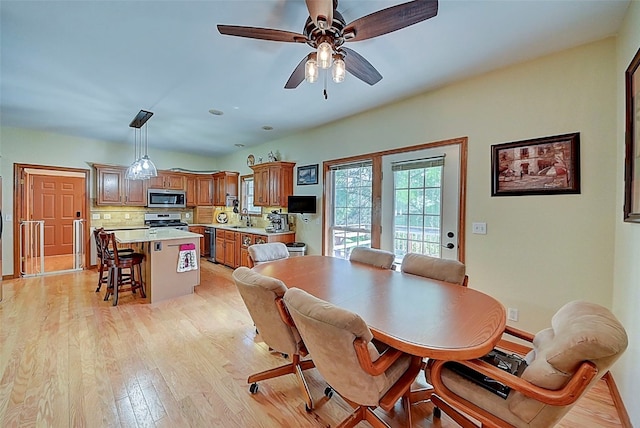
[624,47,640,223]
[491,133,581,196]
[297,164,318,185]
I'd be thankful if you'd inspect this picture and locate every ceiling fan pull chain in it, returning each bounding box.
[324,70,328,100]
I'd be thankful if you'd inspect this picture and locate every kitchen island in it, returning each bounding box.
[115,228,202,303]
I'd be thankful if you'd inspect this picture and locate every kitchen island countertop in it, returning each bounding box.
[190,224,295,236]
[115,228,203,244]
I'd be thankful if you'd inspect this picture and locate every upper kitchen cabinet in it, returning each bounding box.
[94,164,146,206]
[196,175,213,205]
[250,162,295,207]
[148,172,185,190]
[185,175,196,207]
[213,171,239,206]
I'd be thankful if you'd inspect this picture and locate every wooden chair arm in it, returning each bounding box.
[504,325,535,343]
[432,359,598,406]
[353,338,403,376]
[275,297,296,328]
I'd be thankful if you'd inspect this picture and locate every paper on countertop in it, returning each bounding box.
[177,243,198,272]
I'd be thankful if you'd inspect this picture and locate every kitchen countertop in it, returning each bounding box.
[189,224,295,236]
[115,228,203,244]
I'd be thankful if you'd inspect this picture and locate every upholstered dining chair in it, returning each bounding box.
[400,253,468,286]
[93,227,133,292]
[247,242,289,268]
[284,287,423,428]
[232,267,316,411]
[349,247,395,270]
[426,300,628,428]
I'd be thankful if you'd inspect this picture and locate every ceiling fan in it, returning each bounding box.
[217,0,438,89]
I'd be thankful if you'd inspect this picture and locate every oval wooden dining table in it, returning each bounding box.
[253,255,507,361]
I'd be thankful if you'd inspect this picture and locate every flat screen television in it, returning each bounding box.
[288,195,316,214]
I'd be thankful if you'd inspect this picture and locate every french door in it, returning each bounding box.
[381,144,461,261]
[325,138,465,263]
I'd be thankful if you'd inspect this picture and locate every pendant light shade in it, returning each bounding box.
[127,110,157,180]
[317,41,332,69]
[305,55,318,83]
[332,54,345,83]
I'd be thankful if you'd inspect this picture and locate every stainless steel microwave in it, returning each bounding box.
[147,188,186,208]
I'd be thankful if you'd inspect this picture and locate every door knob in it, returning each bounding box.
[443,243,455,249]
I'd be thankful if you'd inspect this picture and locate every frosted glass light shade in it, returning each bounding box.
[317,42,332,69]
[332,57,345,83]
[305,58,318,83]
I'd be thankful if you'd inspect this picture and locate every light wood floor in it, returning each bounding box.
[0,261,624,427]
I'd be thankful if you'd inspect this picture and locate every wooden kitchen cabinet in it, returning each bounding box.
[188,226,206,256]
[185,175,196,207]
[196,176,213,205]
[213,171,239,206]
[215,229,239,268]
[95,164,146,206]
[148,172,185,190]
[250,162,295,207]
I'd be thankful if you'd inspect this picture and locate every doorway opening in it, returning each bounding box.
[13,164,90,277]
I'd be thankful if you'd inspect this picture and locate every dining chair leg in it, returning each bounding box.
[112,266,119,306]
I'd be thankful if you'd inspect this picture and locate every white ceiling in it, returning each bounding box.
[0,0,630,157]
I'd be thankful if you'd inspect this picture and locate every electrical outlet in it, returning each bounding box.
[185,212,191,219]
[508,308,519,322]
[124,213,130,219]
[472,222,487,234]
[103,213,111,220]
[92,213,100,220]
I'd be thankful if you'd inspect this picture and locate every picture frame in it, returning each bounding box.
[297,164,318,185]
[491,133,580,196]
[624,47,640,223]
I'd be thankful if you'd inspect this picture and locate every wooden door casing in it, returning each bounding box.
[31,175,85,256]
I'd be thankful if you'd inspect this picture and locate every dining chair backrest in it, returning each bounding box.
[284,287,412,407]
[94,227,106,260]
[400,253,467,285]
[248,242,289,267]
[232,266,302,356]
[349,247,395,269]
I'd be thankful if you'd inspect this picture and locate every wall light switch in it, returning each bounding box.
[103,213,111,220]
[92,213,101,220]
[5,214,12,222]
[472,222,487,234]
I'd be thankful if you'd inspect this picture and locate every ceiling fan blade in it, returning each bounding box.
[305,0,333,30]
[341,47,382,86]
[217,25,307,43]
[343,0,438,42]
[285,56,309,89]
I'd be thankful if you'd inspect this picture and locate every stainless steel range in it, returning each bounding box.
[144,213,189,231]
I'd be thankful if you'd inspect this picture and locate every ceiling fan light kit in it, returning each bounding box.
[217,0,438,94]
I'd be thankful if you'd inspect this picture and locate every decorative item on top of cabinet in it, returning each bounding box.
[213,171,239,206]
[148,171,185,190]
[94,164,146,206]
[250,161,295,207]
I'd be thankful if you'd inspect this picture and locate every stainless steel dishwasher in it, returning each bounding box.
[205,227,216,262]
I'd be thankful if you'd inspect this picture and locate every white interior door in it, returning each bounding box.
[381,144,461,261]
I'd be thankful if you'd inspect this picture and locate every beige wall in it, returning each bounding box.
[0,127,219,275]
[614,0,640,424]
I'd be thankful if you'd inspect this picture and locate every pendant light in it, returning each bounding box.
[126,110,157,180]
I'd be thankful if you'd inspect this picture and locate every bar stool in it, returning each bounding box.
[98,231,146,306]
[94,227,133,292]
